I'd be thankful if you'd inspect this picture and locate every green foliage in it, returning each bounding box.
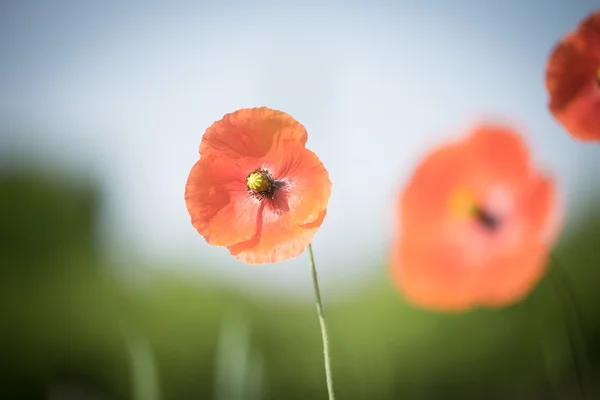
[1,168,599,399]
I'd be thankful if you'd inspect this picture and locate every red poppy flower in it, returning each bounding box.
[546,10,600,141]
[390,123,562,311]
[185,107,331,264]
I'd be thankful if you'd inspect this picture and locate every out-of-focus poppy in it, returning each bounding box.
[546,10,600,141]
[390,123,562,311]
[185,107,331,264]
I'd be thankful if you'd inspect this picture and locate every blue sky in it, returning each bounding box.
[1,1,599,298]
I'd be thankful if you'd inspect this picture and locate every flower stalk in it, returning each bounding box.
[308,243,336,400]
[548,255,589,398]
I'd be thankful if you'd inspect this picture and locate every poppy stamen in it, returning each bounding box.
[247,168,277,200]
[472,206,501,230]
[449,187,476,218]
[596,67,600,86]
[247,172,268,191]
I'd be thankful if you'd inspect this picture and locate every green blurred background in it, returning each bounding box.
[1,159,600,400]
[3,1,600,399]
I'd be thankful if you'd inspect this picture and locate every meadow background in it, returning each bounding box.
[1,1,600,399]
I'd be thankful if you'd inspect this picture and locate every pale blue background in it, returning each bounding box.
[1,0,599,298]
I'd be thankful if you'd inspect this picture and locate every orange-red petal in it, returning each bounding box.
[391,236,478,311]
[474,175,558,307]
[187,107,330,264]
[400,124,530,240]
[199,107,309,158]
[222,140,330,264]
[391,123,562,311]
[228,209,327,264]
[185,153,261,247]
[546,10,600,141]
[261,140,331,226]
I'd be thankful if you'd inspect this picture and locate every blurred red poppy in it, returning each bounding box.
[546,10,600,141]
[390,123,562,311]
[185,107,331,264]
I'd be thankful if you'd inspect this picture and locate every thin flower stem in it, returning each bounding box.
[548,254,589,399]
[308,243,336,400]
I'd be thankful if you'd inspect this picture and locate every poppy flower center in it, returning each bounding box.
[471,206,501,230]
[448,188,501,230]
[246,168,277,200]
[596,67,600,86]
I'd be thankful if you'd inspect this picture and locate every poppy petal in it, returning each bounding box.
[401,124,532,236]
[551,81,600,141]
[476,247,548,307]
[546,10,600,141]
[400,141,469,236]
[185,154,261,247]
[199,107,309,158]
[228,209,327,264]
[546,36,595,114]
[263,140,331,226]
[468,125,531,185]
[392,233,484,311]
[186,107,330,265]
[519,175,561,245]
[391,123,563,311]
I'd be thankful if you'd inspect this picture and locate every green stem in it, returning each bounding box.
[548,255,589,398]
[308,243,336,400]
